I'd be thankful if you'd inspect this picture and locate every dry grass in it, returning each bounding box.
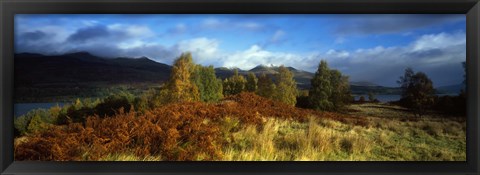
[221,104,466,161]
[14,94,466,161]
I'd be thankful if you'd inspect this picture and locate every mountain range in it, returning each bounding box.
[14,52,462,95]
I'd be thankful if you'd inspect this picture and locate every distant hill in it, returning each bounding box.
[436,83,464,94]
[15,52,172,88]
[350,81,380,87]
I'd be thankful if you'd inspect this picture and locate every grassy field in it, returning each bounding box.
[14,94,466,161]
[221,103,466,161]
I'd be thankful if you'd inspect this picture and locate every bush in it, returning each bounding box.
[15,108,61,136]
[432,94,466,116]
[358,96,366,103]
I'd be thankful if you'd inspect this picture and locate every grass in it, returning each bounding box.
[220,103,466,161]
[14,101,466,161]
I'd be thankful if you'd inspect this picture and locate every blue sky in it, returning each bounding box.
[15,14,466,87]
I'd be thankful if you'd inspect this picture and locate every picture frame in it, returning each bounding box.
[1,0,479,174]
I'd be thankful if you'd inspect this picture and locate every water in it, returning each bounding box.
[354,95,401,103]
[354,94,459,103]
[14,102,66,117]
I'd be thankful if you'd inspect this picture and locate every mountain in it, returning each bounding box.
[15,52,172,88]
[436,83,464,94]
[350,81,380,87]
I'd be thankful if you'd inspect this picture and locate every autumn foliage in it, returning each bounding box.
[14,92,367,161]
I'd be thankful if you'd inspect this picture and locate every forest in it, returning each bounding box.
[13,52,466,161]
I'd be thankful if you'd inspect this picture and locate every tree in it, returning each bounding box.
[273,66,297,106]
[192,65,224,102]
[368,92,376,102]
[246,72,258,92]
[309,60,333,111]
[223,69,247,96]
[167,52,200,103]
[329,69,351,110]
[358,96,366,103]
[397,67,415,99]
[397,68,435,116]
[256,73,276,99]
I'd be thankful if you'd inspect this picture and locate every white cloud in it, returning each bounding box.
[176,37,220,64]
[411,32,465,51]
[108,24,154,38]
[221,45,307,70]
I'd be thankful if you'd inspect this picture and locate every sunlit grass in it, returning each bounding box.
[221,104,466,161]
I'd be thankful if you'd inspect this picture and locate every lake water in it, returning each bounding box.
[353,95,401,103]
[14,103,66,117]
[354,94,459,103]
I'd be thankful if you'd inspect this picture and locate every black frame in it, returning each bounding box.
[1,0,479,174]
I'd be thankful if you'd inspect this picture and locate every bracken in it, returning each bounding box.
[15,92,367,161]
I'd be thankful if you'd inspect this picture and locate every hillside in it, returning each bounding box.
[15,52,171,86]
[14,52,405,102]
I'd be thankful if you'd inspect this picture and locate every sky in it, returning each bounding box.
[14,14,466,87]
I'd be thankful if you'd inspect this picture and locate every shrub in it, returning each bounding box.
[223,69,247,96]
[15,108,59,136]
[358,96,366,103]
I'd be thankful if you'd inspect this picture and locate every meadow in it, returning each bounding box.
[13,93,466,161]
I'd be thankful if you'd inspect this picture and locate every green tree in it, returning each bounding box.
[409,72,435,116]
[329,69,351,110]
[167,52,200,103]
[256,73,276,99]
[397,67,415,99]
[223,69,247,96]
[273,66,297,106]
[368,92,376,102]
[193,65,224,102]
[26,113,48,134]
[397,68,435,116]
[358,96,366,103]
[309,60,333,111]
[246,72,258,92]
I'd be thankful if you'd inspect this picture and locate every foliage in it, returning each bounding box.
[14,105,64,136]
[192,65,223,102]
[368,92,376,102]
[256,73,276,99]
[56,92,134,125]
[223,69,247,96]
[15,92,368,161]
[329,69,351,110]
[166,52,200,103]
[309,60,350,111]
[245,72,258,92]
[309,60,333,111]
[273,66,297,106]
[397,67,415,99]
[432,93,466,116]
[296,90,310,109]
[397,68,435,116]
[358,96,366,103]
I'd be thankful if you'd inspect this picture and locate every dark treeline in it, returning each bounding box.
[395,62,466,116]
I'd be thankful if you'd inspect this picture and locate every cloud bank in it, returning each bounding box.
[14,15,465,87]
